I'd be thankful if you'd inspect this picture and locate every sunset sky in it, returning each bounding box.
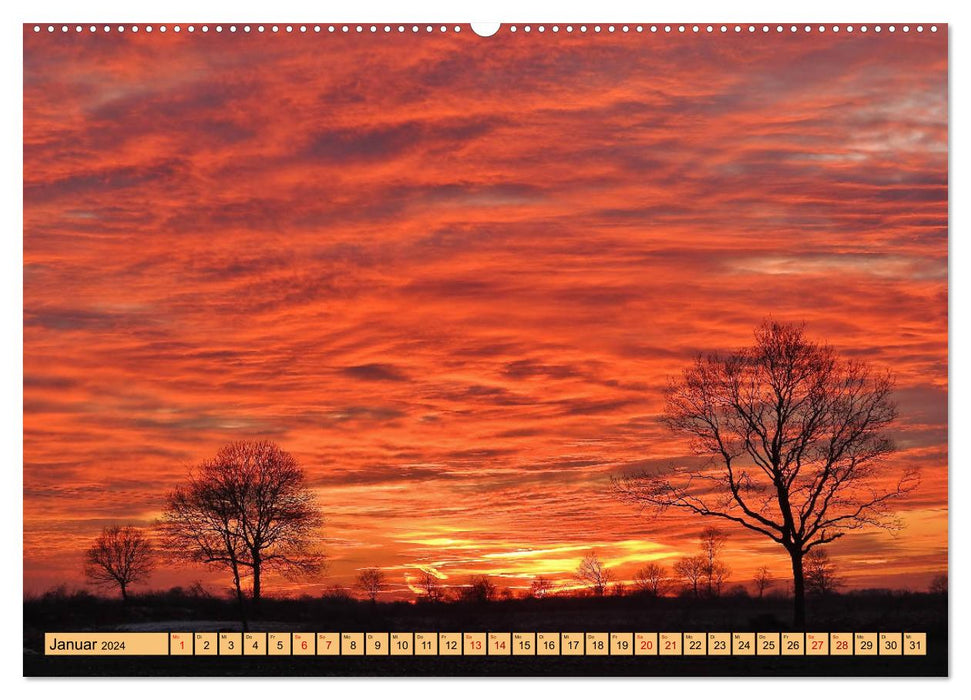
[23,26,947,599]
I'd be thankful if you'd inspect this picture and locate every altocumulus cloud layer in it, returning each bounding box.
[23,28,946,597]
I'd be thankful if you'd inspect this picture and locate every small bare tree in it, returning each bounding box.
[159,441,324,625]
[355,568,385,603]
[674,555,707,597]
[461,575,497,603]
[709,561,731,597]
[804,549,843,596]
[614,321,917,626]
[416,570,445,602]
[929,573,947,595]
[576,551,611,596]
[699,527,731,597]
[529,576,554,598]
[633,562,668,597]
[83,525,154,601]
[754,566,773,599]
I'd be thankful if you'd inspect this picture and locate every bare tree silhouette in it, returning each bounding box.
[614,321,916,626]
[529,576,554,598]
[674,555,706,597]
[699,527,731,597]
[83,525,154,601]
[415,570,445,602]
[355,568,385,603]
[461,575,497,603]
[322,584,353,601]
[804,549,843,597]
[754,565,773,599]
[576,551,611,596]
[159,441,324,626]
[633,562,668,597]
[929,573,947,595]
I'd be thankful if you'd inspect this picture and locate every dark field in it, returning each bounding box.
[23,590,948,677]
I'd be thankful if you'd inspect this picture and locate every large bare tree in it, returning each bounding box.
[159,441,323,621]
[614,321,916,626]
[83,525,154,601]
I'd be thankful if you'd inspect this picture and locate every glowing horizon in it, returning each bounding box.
[23,27,947,600]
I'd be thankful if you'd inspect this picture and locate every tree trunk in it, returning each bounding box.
[230,559,249,632]
[120,582,128,602]
[790,549,806,629]
[252,555,261,607]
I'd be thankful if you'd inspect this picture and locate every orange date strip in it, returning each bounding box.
[44,631,927,656]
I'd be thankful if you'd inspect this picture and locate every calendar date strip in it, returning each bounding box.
[45,631,926,657]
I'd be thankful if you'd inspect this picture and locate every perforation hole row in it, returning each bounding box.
[31,24,940,35]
